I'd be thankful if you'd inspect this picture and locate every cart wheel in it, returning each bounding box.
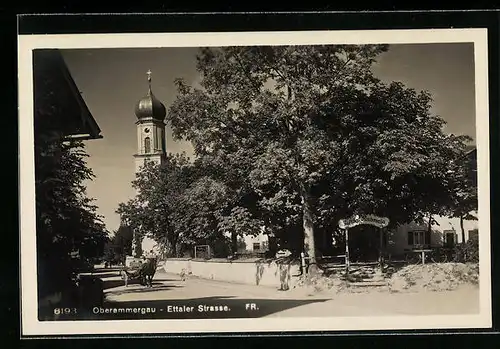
[405,253,419,265]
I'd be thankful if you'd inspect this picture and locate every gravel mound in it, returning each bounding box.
[290,263,479,295]
[388,263,479,292]
[292,273,348,295]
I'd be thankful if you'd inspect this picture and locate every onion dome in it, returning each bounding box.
[134,70,166,121]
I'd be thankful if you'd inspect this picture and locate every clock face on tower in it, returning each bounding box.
[144,128,150,133]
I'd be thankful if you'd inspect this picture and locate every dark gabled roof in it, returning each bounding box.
[33,49,102,141]
[465,146,477,162]
[465,144,476,154]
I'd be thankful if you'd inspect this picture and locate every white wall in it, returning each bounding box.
[164,258,300,289]
[386,222,442,255]
[432,212,478,243]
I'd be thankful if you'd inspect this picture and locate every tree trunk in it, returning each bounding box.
[231,232,238,255]
[460,215,465,244]
[426,214,433,247]
[170,236,178,257]
[133,233,142,258]
[301,189,318,274]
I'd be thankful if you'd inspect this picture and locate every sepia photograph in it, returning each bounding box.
[18,29,491,336]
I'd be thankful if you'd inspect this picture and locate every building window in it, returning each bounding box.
[468,229,478,241]
[408,230,430,248]
[253,242,261,251]
[444,231,456,247]
[156,128,160,151]
[144,137,151,153]
[161,129,165,151]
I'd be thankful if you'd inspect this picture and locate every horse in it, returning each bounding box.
[120,257,158,288]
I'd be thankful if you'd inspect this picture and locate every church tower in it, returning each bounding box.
[131,70,167,257]
[134,70,167,172]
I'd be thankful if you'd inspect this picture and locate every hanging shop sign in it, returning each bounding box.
[338,214,390,229]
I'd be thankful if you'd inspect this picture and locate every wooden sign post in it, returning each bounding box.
[338,214,390,275]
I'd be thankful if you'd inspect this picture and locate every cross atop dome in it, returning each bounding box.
[134,69,166,121]
[146,69,152,93]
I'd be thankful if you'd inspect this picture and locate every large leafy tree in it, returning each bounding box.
[189,154,263,254]
[117,153,258,258]
[166,45,473,272]
[117,153,196,257]
[35,130,109,297]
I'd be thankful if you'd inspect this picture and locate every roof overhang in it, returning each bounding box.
[33,49,103,141]
[65,134,104,141]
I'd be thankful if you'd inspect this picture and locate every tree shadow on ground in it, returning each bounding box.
[107,284,184,296]
[102,276,177,290]
[92,267,123,273]
[87,272,122,279]
[49,296,330,321]
[102,279,127,290]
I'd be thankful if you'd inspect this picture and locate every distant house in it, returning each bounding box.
[222,227,270,254]
[241,229,270,253]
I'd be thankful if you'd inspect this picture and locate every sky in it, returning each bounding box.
[60,43,476,233]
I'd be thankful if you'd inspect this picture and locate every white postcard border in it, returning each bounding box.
[18,28,492,336]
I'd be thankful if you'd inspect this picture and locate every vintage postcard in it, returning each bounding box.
[18,28,492,336]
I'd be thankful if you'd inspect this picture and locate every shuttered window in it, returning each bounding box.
[408,230,430,247]
[408,231,413,245]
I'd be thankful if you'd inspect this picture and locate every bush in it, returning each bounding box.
[77,275,104,308]
[453,236,479,263]
[210,235,232,258]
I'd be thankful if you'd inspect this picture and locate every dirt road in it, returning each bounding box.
[94,269,479,319]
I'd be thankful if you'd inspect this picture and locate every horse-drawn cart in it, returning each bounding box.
[120,257,158,287]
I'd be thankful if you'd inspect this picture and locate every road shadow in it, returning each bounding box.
[93,267,122,273]
[102,279,127,290]
[89,272,122,279]
[102,276,177,290]
[48,296,330,321]
[107,284,184,296]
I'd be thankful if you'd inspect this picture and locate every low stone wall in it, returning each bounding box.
[163,258,301,289]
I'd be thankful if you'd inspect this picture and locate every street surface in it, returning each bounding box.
[76,267,481,320]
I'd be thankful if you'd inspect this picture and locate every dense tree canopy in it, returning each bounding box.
[117,154,193,256]
[117,153,263,257]
[103,224,133,264]
[163,45,474,270]
[35,130,109,297]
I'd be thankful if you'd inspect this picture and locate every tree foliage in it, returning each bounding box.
[35,124,109,298]
[117,154,194,256]
[447,149,478,242]
[103,225,133,264]
[117,152,264,258]
[164,45,474,268]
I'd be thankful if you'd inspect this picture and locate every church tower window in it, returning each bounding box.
[161,129,165,152]
[144,137,151,153]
